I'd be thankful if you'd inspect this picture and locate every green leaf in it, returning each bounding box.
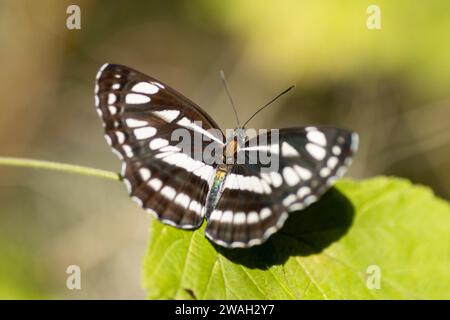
[0,245,51,299]
[142,177,450,299]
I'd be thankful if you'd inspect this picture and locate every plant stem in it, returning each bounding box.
[0,156,121,182]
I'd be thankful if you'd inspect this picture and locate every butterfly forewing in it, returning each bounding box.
[205,126,358,248]
[95,64,224,228]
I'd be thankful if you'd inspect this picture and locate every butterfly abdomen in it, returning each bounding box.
[205,165,228,219]
[205,137,239,218]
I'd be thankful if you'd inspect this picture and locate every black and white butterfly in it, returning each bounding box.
[95,64,358,248]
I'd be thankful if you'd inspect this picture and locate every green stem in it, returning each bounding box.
[0,156,121,182]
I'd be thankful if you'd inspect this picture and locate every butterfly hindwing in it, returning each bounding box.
[95,63,224,228]
[205,126,358,248]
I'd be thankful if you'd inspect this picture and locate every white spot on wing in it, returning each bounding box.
[161,186,176,200]
[108,106,118,115]
[306,143,326,160]
[304,195,318,206]
[154,82,165,89]
[307,130,327,146]
[281,142,299,157]
[243,144,279,154]
[251,176,264,193]
[123,178,132,194]
[177,117,224,144]
[327,176,338,186]
[149,138,169,150]
[276,212,289,228]
[230,175,265,193]
[260,173,272,184]
[320,167,331,177]
[327,156,339,169]
[134,127,157,140]
[161,218,177,227]
[131,196,143,207]
[174,193,190,208]
[125,118,148,128]
[248,238,262,246]
[332,145,341,155]
[177,117,190,126]
[351,132,359,153]
[125,93,151,104]
[104,134,112,146]
[283,167,300,186]
[111,148,123,159]
[223,174,236,190]
[108,93,116,104]
[122,145,133,157]
[269,172,283,187]
[146,208,158,219]
[210,210,222,221]
[194,165,214,184]
[132,82,159,94]
[261,179,271,194]
[160,145,181,153]
[148,178,162,191]
[283,194,297,206]
[221,211,233,224]
[153,110,180,122]
[115,131,126,144]
[260,208,271,220]
[297,186,310,198]
[96,63,108,80]
[290,203,304,211]
[247,211,259,224]
[189,200,202,214]
[234,212,246,225]
[293,165,312,180]
[139,168,151,181]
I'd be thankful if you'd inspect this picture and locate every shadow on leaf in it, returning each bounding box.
[214,187,355,269]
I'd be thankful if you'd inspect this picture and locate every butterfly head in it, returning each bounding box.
[233,127,247,146]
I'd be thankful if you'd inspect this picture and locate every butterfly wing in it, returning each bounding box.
[205,126,358,248]
[96,63,225,229]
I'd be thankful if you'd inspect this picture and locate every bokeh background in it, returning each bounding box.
[0,0,449,299]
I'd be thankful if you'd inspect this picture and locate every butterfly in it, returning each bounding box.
[95,64,358,248]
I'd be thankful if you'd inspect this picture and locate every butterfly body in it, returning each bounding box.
[95,64,359,248]
[197,129,244,219]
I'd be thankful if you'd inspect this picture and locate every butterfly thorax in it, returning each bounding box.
[224,127,246,163]
[224,139,238,163]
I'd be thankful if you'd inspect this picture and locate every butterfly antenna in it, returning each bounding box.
[220,70,241,127]
[242,85,295,127]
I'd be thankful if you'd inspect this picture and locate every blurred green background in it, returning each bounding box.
[0,0,449,299]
